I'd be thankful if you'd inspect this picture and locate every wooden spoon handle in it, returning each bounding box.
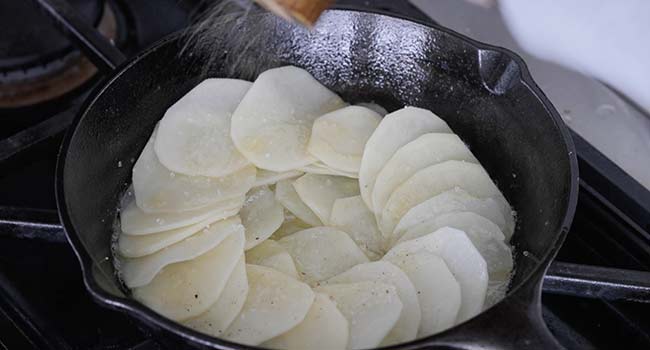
[255,0,333,27]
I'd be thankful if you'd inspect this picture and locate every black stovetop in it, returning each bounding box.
[1,1,650,349]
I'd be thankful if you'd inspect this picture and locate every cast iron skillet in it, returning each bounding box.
[55,8,578,350]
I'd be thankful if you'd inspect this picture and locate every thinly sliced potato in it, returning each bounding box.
[383,251,461,336]
[231,66,345,171]
[380,160,510,235]
[485,280,509,309]
[270,211,312,240]
[182,255,248,336]
[154,79,252,177]
[119,216,222,258]
[398,212,513,283]
[263,293,349,350]
[223,264,315,345]
[307,105,381,173]
[120,189,243,235]
[241,186,284,250]
[275,180,322,226]
[371,133,477,214]
[330,196,384,259]
[132,230,244,320]
[315,281,403,350]
[326,261,420,345]
[393,187,511,241]
[299,161,358,178]
[278,227,368,285]
[356,102,388,116]
[293,174,360,224]
[384,227,488,323]
[133,132,255,213]
[245,240,299,279]
[254,169,303,187]
[359,107,452,211]
[120,216,243,288]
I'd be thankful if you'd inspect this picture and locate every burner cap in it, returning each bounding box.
[0,0,103,72]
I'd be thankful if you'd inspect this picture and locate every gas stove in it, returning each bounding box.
[1,1,649,349]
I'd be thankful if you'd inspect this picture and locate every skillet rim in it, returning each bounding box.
[55,8,579,349]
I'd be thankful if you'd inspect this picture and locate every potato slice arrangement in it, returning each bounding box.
[115,66,516,349]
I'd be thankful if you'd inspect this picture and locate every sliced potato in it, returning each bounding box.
[383,251,461,336]
[182,255,248,336]
[299,161,358,178]
[263,293,349,350]
[270,211,312,240]
[384,227,488,323]
[330,196,384,259]
[393,187,511,241]
[254,169,303,187]
[119,216,221,258]
[120,216,243,288]
[245,240,299,279]
[380,160,510,235]
[132,230,244,320]
[371,133,477,215]
[356,102,388,116]
[241,186,284,250]
[278,227,368,285]
[223,264,315,345]
[231,66,345,171]
[293,174,360,224]
[326,261,420,345]
[398,212,513,283]
[275,180,322,226]
[154,79,252,177]
[133,132,255,213]
[485,280,509,309]
[358,107,452,211]
[315,281,403,350]
[307,105,381,173]
[120,189,243,235]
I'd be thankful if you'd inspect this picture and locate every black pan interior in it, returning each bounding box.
[60,9,574,322]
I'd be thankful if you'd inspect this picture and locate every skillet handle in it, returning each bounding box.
[434,264,564,350]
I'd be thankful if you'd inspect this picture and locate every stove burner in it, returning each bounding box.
[0,2,118,108]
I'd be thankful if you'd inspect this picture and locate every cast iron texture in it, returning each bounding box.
[56,9,579,350]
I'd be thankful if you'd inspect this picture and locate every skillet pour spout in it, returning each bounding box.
[54,7,578,350]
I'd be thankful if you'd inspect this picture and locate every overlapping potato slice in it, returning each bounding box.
[119,216,221,258]
[223,265,315,345]
[397,212,513,283]
[245,240,299,279]
[270,211,312,240]
[120,189,243,235]
[299,161,358,178]
[132,132,255,213]
[121,216,243,288]
[326,261,420,345]
[382,251,461,335]
[329,196,384,260]
[274,180,322,226]
[154,79,252,177]
[241,186,284,250]
[371,133,477,215]
[356,102,388,116]
[263,293,349,350]
[182,255,248,336]
[231,66,345,171]
[278,227,368,285]
[359,107,452,211]
[307,105,381,173]
[293,174,360,225]
[132,229,244,320]
[380,160,510,235]
[385,227,488,323]
[315,281,403,350]
[254,169,303,187]
[393,187,512,242]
